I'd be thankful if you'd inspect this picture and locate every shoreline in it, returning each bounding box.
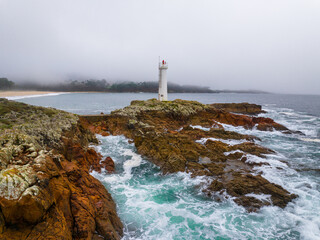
[0,90,58,97]
[0,91,67,100]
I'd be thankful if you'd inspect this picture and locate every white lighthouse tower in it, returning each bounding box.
[158,59,168,101]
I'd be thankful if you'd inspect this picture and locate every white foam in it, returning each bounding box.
[245,193,271,202]
[223,150,244,156]
[91,107,320,240]
[177,127,183,132]
[245,154,269,164]
[279,111,296,116]
[299,138,320,143]
[190,125,211,131]
[6,92,69,100]
[93,134,144,182]
[196,137,248,146]
[122,149,143,178]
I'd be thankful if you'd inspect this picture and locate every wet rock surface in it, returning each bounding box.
[92,156,115,174]
[211,102,266,115]
[82,99,298,211]
[0,99,122,240]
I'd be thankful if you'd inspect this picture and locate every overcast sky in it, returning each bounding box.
[0,0,319,94]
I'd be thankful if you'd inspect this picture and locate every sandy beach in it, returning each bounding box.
[0,91,59,98]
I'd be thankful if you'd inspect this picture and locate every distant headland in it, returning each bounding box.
[0,78,268,94]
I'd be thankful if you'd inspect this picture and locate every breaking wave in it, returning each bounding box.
[92,104,320,239]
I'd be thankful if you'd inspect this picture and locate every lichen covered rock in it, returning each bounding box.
[0,99,122,240]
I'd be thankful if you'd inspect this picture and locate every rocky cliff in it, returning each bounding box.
[0,99,123,240]
[82,99,298,212]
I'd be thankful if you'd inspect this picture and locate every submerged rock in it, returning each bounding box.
[83,99,298,211]
[91,156,115,173]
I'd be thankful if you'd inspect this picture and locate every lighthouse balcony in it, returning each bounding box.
[159,63,168,69]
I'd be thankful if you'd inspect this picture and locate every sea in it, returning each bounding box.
[10,93,320,240]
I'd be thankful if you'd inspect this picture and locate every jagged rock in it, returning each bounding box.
[91,156,116,173]
[0,99,123,240]
[226,173,298,210]
[0,165,37,200]
[101,156,116,173]
[0,211,5,234]
[26,151,37,158]
[209,110,294,133]
[211,102,266,115]
[82,99,298,211]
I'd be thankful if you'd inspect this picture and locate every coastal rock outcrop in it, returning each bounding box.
[82,99,297,211]
[92,156,116,173]
[0,99,122,240]
[211,102,266,115]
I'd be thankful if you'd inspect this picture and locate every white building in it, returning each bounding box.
[158,60,168,101]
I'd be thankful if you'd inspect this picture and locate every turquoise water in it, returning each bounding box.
[13,93,320,239]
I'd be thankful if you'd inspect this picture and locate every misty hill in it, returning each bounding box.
[0,78,15,90]
[1,78,268,94]
[13,79,216,93]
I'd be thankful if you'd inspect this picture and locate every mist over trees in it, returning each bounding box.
[12,79,215,93]
[0,78,14,90]
[1,78,267,93]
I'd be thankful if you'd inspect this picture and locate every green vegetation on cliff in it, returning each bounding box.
[0,98,79,172]
[112,98,211,118]
[0,98,78,149]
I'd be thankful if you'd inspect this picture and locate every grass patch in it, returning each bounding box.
[0,119,12,129]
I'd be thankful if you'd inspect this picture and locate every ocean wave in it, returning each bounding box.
[91,115,320,240]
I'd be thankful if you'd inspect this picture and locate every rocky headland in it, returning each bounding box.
[0,98,299,239]
[0,99,122,240]
[82,99,298,212]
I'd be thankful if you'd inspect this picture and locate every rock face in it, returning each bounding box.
[210,110,291,132]
[92,156,115,173]
[0,99,123,240]
[211,102,266,115]
[82,99,297,211]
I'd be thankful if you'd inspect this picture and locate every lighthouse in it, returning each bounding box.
[158,59,168,101]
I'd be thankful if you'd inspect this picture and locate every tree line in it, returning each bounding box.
[0,78,15,90]
[6,79,216,93]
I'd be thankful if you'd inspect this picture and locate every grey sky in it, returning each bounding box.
[0,0,320,94]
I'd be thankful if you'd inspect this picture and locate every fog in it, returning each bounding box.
[0,0,320,94]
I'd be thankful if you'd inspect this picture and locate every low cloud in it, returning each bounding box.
[0,0,319,94]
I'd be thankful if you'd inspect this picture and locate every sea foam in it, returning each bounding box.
[91,105,320,240]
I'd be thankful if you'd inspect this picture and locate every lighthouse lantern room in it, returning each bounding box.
[158,59,168,101]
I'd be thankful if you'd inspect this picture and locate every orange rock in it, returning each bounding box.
[80,99,298,211]
[211,102,266,115]
[101,157,115,173]
[0,123,123,240]
[211,110,291,132]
